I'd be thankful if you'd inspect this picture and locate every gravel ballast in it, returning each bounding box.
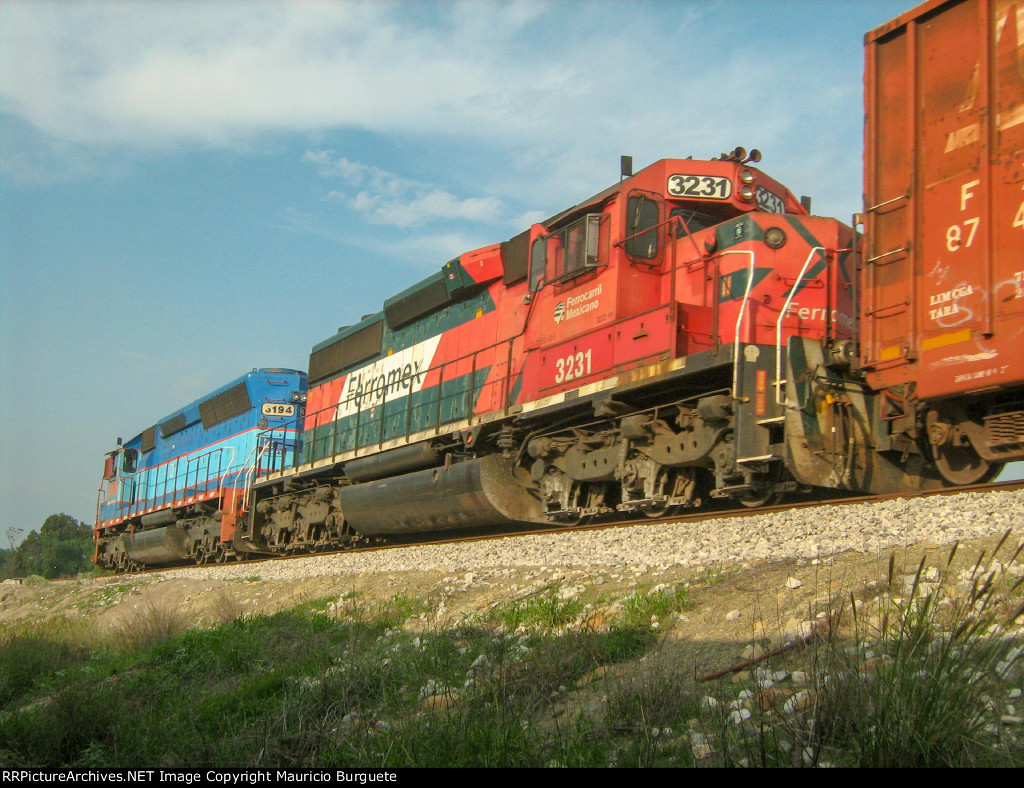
[158,489,1024,583]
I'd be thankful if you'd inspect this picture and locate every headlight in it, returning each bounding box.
[764,227,787,249]
[740,169,755,185]
[739,185,755,202]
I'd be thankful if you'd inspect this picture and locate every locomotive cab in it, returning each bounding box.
[99,445,139,516]
[511,156,863,516]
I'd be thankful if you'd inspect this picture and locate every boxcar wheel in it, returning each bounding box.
[926,408,1001,486]
[933,443,1000,486]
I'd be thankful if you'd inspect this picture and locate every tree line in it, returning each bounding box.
[1,513,97,580]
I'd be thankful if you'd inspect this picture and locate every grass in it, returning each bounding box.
[1,540,1022,768]
[695,565,726,586]
[0,589,665,767]
[76,582,134,610]
[618,584,691,629]
[112,596,189,652]
[691,545,1024,768]
[488,583,586,634]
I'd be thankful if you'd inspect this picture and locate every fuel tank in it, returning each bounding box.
[339,454,544,536]
[122,525,190,564]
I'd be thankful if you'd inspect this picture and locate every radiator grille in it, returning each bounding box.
[160,413,186,437]
[199,382,252,430]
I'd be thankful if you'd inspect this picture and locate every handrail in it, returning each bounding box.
[718,249,756,404]
[866,193,908,213]
[137,445,238,518]
[238,440,265,508]
[283,338,514,475]
[775,247,827,406]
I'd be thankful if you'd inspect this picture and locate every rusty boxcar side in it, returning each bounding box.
[861,0,1024,483]
[863,0,1023,393]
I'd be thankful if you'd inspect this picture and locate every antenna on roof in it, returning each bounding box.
[620,155,633,180]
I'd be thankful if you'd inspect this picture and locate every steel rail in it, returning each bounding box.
[110,479,1024,579]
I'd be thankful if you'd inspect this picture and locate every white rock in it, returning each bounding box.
[784,691,811,714]
[786,577,802,589]
[728,709,751,725]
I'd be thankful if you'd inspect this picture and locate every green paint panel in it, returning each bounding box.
[441,257,476,296]
[718,266,773,302]
[386,288,497,352]
[302,366,491,462]
[715,215,763,251]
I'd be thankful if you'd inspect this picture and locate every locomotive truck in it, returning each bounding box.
[94,0,1023,571]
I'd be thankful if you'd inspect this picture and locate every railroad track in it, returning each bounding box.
[124,478,1024,578]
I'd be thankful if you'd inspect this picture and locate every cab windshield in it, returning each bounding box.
[670,208,726,236]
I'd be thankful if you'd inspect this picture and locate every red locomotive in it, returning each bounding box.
[244,149,865,549]
[96,0,1024,567]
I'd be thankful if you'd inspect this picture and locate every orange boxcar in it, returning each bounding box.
[861,0,1024,482]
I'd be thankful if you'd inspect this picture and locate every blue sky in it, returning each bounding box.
[5,0,1010,542]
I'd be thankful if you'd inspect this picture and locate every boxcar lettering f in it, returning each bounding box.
[961,179,980,211]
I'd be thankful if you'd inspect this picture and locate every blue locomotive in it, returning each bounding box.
[94,368,306,571]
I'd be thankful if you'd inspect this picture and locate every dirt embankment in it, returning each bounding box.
[3,530,1021,681]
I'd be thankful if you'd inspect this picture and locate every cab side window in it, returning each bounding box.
[121,449,139,474]
[529,237,547,293]
[625,195,660,260]
[530,214,607,291]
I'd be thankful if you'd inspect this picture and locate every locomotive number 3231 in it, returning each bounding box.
[555,349,593,384]
[667,174,732,200]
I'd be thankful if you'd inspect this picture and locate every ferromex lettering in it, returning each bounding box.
[335,336,441,418]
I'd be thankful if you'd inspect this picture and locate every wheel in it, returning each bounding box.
[732,465,784,508]
[641,500,670,519]
[734,488,783,509]
[926,408,1001,486]
[933,443,1000,486]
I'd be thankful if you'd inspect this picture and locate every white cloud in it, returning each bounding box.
[0,1,561,148]
[514,209,548,228]
[304,150,503,227]
[0,1,805,160]
[385,231,496,267]
[0,0,893,217]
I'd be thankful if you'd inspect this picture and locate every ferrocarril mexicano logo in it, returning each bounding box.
[553,284,602,324]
